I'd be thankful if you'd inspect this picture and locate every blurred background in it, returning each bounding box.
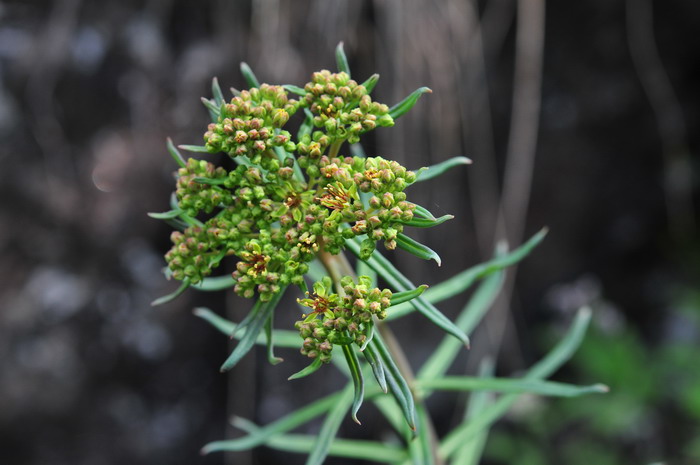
[0,0,698,464]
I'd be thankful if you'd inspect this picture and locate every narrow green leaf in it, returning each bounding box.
[371,333,416,430]
[147,209,182,220]
[417,272,503,378]
[298,109,314,140]
[201,97,220,120]
[401,214,454,228]
[192,176,227,185]
[362,343,387,393]
[390,229,547,321]
[389,87,432,120]
[178,144,210,153]
[151,279,190,306]
[417,377,609,397]
[261,434,408,463]
[240,62,261,88]
[191,275,235,291]
[193,308,300,348]
[347,237,469,346]
[166,137,187,168]
[395,233,441,266]
[288,358,323,380]
[202,391,343,454]
[412,204,437,220]
[452,359,496,465]
[414,156,472,183]
[440,307,594,458]
[335,41,351,77]
[283,84,307,96]
[264,312,283,365]
[361,73,380,93]
[390,285,428,306]
[408,403,435,465]
[220,288,287,372]
[342,344,365,424]
[211,77,225,106]
[305,383,354,465]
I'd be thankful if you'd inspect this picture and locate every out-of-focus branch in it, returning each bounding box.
[626,0,695,240]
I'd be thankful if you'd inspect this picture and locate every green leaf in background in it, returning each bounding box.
[193,307,300,348]
[254,434,408,463]
[178,144,210,153]
[211,77,225,106]
[408,403,436,465]
[150,279,190,306]
[361,73,380,93]
[305,383,354,465]
[401,214,454,228]
[166,137,187,168]
[412,203,437,220]
[371,333,416,430]
[414,156,472,183]
[389,87,432,120]
[439,307,595,459]
[298,108,314,140]
[240,62,261,88]
[335,41,351,77]
[417,377,608,397]
[147,209,182,220]
[288,358,323,380]
[220,288,287,372]
[200,96,220,120]
[342,344,365,424]
[362,343,388,393]
[395,233,442,266]
[190,275,235,291]
[283,84,307,96]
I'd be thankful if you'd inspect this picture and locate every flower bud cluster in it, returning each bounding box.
[302,70,394,144]
[165,226,222,284]
[204,84,298,169]
[294,276,392,363]
[176,158,231,217]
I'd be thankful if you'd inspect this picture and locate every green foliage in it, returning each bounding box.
[153,46,605,464]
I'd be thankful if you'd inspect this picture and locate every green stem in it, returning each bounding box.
[316,249,443,465]
[328,140,344,159]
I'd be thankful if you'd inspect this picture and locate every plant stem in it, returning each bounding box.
[316,249,444,464]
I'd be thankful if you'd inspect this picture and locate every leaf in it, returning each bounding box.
[395,233,441,266]
[371,333,416,430]
[201,97,220,120]
[220,288,287,372]
[298,109,314,140]
[335,41,351,77]
[283,84,307,96]
[256,434,408,463]
[240,62,261,88]
[389,87,432,120]
[362,343,387,393]
[178,144,210,153]
[413,156,472,183]
[361,73,379,93]
[412,204,437,220]
[417,272,504,379]
[417,377,609,397]
[191,275,236,291]
[265,312,283,365]
[305,383,354,465]
[288,358,323,380]
[166,137,187,168]
[342,344,365,424]
[439,307,595,458]
[347,237,469,346]
[151,279,190,306]
[147,209,182,220]
[390,285,428,306]
[193,176,227,185]
[401,214,454,228]
[202,391,344,454]
[211,77,225,106]
[192,307,300,348]
[408,403,435,465]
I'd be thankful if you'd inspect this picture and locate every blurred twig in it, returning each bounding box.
[626,0,695,240]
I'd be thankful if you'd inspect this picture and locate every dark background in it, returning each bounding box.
[0,0,698,464]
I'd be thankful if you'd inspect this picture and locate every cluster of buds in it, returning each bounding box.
[204,84,298,169]
[303,70,394,144]
[295,276,392,363]
[165,226,222,284]
[176,158,231,217]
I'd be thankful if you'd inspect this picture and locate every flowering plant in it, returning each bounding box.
[151,44,605,464]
